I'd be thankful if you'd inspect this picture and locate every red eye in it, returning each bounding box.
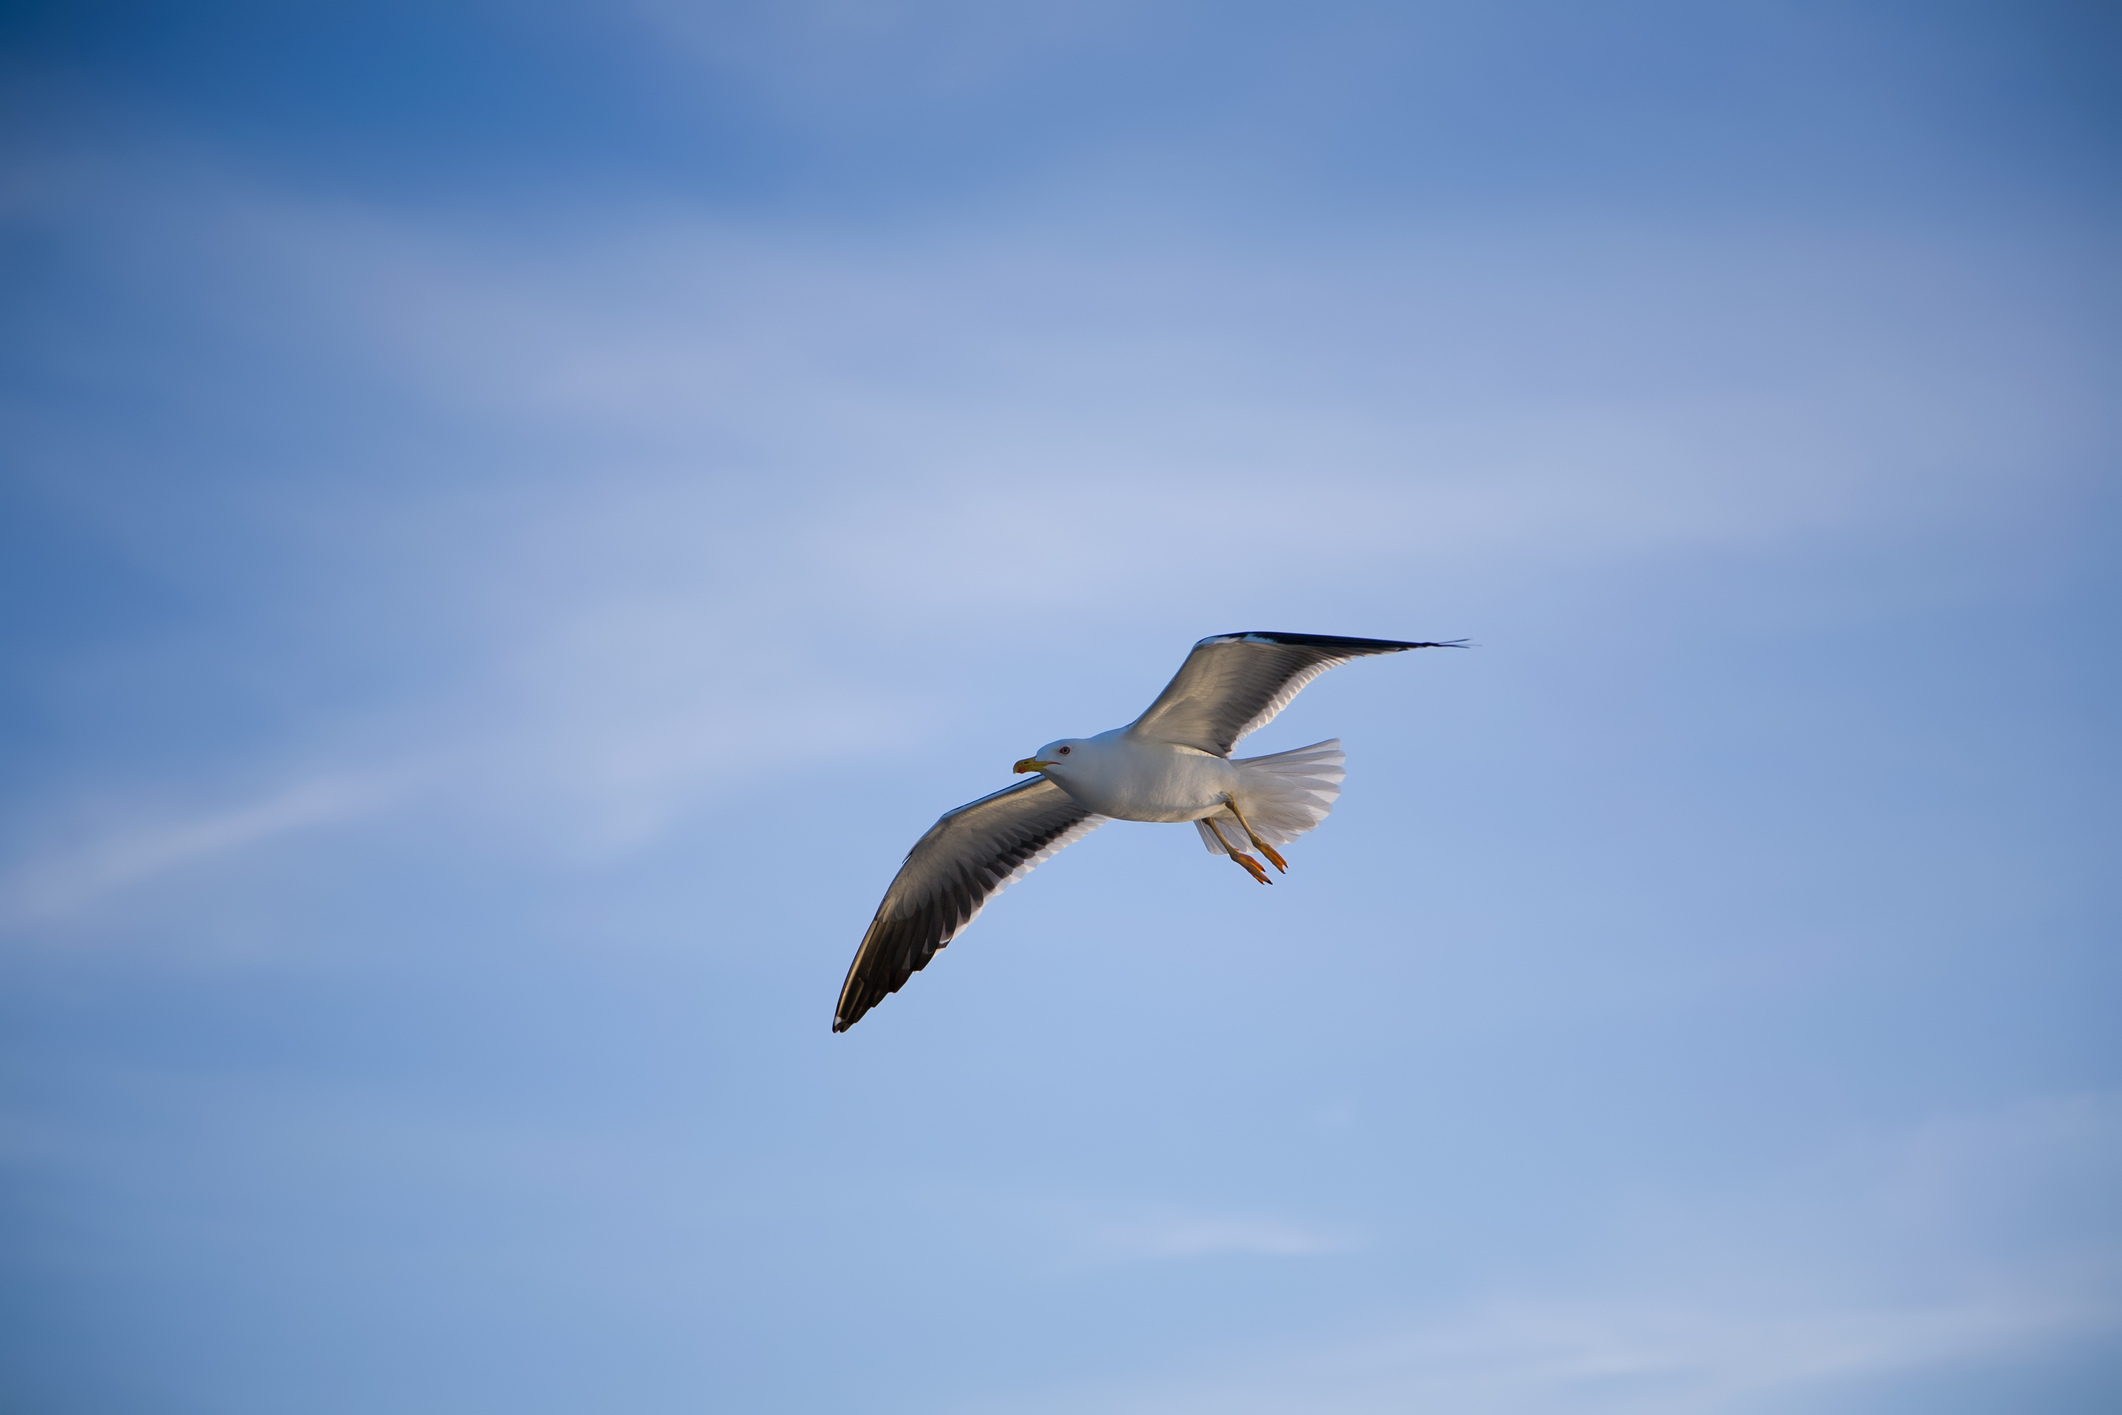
[1058,746,1071,755]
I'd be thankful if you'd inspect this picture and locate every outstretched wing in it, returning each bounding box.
[834,777,1106,1032]
[1126,632,1462,756]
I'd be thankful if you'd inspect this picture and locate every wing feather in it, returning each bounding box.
[1125,631,1462,755]
[833,776,1105,1031]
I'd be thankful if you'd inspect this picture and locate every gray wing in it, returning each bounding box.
[1125,632,1463,756]
[834,776,1106,1032]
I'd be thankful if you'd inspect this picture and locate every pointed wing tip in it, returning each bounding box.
[1196,631,1469,651]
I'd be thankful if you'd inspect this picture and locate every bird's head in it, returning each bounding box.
[1013,739,1082,775]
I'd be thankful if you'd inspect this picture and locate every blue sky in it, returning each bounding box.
[2,2,2117,1411]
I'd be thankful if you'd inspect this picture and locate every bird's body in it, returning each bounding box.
[1029,730,1237,822]
[833,631,1461,1031]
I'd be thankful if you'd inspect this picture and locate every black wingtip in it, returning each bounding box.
[1201,632,1470,651]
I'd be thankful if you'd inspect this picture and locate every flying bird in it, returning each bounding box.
[832,632,1462,1031]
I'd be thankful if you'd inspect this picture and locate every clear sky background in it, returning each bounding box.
[1,2,2116,1411]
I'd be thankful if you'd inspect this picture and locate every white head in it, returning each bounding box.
[1012,739,1085,776]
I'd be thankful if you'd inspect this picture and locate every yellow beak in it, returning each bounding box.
[1013,758,1050,774]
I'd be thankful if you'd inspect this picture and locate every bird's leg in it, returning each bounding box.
[1206,813,1273,885]
[1222,796,1288,874]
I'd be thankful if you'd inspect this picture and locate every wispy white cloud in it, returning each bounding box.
[3,141,2107,880]
[172,191,2095,862]
[278,214,2098,570]
[3,125,2106,856]
[0,775,402,925]
[991,1093,2122,1413]
[1039,1293,2116,1415]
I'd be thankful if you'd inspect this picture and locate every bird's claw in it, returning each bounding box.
[1231,852,1273,885]
[1220,796,1288,875]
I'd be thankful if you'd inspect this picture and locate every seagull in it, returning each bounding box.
[832,632,1462,1031]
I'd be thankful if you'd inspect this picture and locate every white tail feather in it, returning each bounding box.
[1195,739,1346,855]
